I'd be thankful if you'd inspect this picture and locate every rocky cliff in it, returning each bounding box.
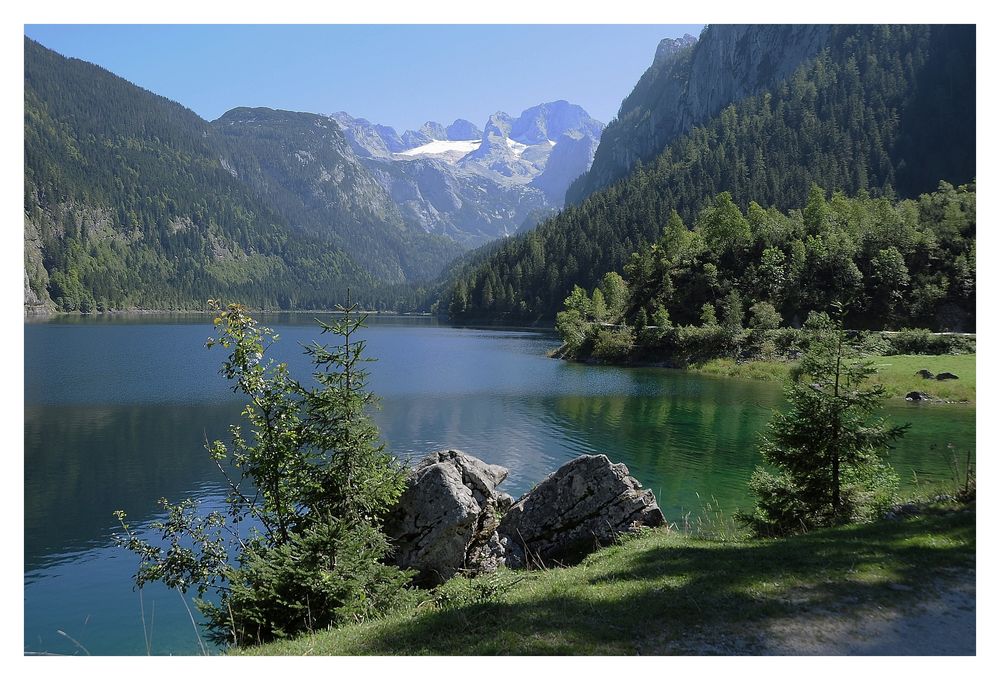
[567,26,832,204]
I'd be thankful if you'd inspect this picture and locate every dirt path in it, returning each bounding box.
[758,577,976,655]
[662,574,975,655]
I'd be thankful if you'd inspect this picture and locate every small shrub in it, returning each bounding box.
[200,519,418,645]
[883,328,976,355]
[591,326,634,362]
[433,571,521,611]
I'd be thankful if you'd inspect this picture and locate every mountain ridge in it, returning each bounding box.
[331,101,604,245]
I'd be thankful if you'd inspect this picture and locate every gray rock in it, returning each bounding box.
[385,449,514,585]
[571,25,832,204]
[498,454,664,566]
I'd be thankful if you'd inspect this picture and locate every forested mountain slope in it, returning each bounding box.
[567,26,832,204]
[24,37,383,311]
[444,24,975,325]
[212,107,463,283]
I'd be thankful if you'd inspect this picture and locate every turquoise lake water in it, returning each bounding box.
[24,314,975,655]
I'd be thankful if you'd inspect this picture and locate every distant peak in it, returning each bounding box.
[446,118,482,141]
[419,121,448,140]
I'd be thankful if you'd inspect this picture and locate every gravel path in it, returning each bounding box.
[660,573,975,656]
[758,577,976,655]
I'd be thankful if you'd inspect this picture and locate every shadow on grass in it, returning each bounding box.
[275,510,976,655]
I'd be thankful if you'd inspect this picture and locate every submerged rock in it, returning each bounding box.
[385,449,515,586]
[498,454,665,566]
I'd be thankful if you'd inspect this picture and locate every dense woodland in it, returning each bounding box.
[554,182,975,365]
[443,25,975,326]
[23,38,450,312]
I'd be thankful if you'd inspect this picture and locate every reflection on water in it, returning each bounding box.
[24,316,975,654]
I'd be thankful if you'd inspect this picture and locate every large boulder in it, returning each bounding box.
[385,450,516,585]
[498,454,665,566]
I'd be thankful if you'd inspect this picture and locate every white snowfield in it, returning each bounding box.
[396,139,481,158]
[395,138,553,163]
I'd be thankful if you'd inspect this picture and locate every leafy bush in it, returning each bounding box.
[591,326,635,362]
[669,324,742,364]
[199,520,418,645]
[882,328,976,355]
[749,301,782,330]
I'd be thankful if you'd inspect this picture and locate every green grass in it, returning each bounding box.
[691,354,975,403]
[234,507,975,656]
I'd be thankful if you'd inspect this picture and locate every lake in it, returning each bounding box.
[24,314,976,655]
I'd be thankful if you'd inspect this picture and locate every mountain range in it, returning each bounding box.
[24,26,975,321]
[332,102,602,244]
[23,36,602,311]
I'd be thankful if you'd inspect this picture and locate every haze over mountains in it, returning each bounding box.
[332,102,603,244]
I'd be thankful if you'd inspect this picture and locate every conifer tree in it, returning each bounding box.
[114,300,413,646]
[740,307,908,535]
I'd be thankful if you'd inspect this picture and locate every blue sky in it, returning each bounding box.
[23,24,704,131]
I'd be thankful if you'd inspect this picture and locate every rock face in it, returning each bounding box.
[568,25,832,204]
[498,454,665,566]
[385,450,515,585]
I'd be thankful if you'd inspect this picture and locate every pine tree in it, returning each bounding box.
[740,308,908,535]
[114,301,413,646]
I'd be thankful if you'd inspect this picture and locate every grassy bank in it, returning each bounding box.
[234,506,974,656]
[692,353,975,403]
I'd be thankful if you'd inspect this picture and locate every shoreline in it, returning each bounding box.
[24,308,435,318]
[549,349,976,405]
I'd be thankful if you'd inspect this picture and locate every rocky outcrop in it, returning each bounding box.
[385,450,516,585]
[387,451,665,584]
[446,118,482,141]
[530,130,602,203]
[498,454,665,566]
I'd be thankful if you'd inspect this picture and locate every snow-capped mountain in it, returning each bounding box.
[332,102,604,244]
